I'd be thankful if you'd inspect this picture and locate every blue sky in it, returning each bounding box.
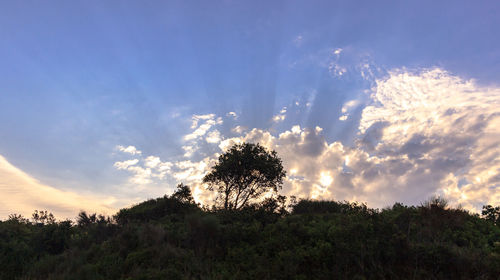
[1,1,499,218]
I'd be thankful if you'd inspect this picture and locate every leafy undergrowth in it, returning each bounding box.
[1,197,499,279]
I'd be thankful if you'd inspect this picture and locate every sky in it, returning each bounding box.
[1,0,499,219]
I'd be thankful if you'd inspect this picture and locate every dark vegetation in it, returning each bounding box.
[1,143,500,279]
[204,143,286,210]
[1,193,500,279]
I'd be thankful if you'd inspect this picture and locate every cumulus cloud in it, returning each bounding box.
[113,68,499,211]
[144,156,161,169]
[0,155,116,220]
[114,159,139,170]
[116,145,141,155]
[232,125,247,134]
[114,152,217,204]
[113,113,227,202]
[357,68,500,210]
[184,122,215,141]
[182,114,223,157]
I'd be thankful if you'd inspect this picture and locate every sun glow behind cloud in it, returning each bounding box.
[113,67,499,212]
[1,1,498,221]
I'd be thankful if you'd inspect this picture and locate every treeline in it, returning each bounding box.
[1,189,499,279]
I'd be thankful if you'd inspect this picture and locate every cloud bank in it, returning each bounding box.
[0,155,116,220]
[115,68,500,212]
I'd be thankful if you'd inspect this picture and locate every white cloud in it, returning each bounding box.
[206,130,221,143]
[273,115,286,122]
[232,126,247,134]
[184,123,213,141]
[144,156,161,168]
[0,155,116,220]
[226,112,238,119]
[126,166,153,185]
[339,99,361,121]
[116,145,142,155]
[114,159,139,170]
[190,114,215,129]
[272,107,287,123]
[182,145,196,158]
[157,162,173,172]
[184,114,222,141]
[356,68,500,210]
[342,99,360,113]
[219,137,243,151]
[113,70,500,211]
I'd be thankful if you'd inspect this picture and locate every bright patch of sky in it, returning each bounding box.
[0,1,499,218]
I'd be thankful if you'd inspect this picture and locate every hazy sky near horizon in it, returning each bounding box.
[1,1,499,219]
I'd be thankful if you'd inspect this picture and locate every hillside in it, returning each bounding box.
[1,195,499,279]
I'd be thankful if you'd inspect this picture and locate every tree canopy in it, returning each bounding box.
[171,183,194,204]
[203,142,286,210]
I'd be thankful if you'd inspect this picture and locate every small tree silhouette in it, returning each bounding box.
[203,142,286,210]
[32,210,55,225]
[171,183,194,204]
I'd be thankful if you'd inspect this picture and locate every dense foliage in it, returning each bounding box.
[203,143,286,210]
[1,194,499,279]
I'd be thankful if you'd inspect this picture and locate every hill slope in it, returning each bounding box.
[1,196,499,279]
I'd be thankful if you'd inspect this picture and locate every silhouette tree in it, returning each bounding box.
[482,205,500,226]
[203,142,286,210]
[171,183,194,204]
[32,210,55,225]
